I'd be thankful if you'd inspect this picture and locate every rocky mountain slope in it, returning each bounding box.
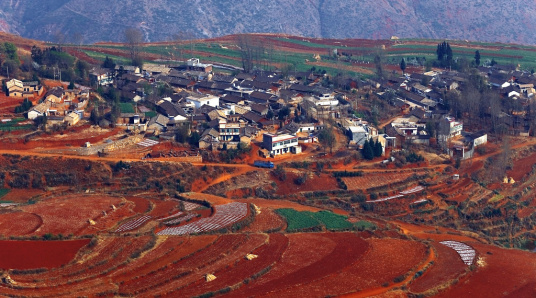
[1,0,536,45]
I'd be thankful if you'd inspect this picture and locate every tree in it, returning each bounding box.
[278,106,290,120]
[68,81,75,89]
[362,139,374,160]
[374,54,384,80]
[399,58,406,74]
[318,126,336,154]
[474,50,481,66]
[266,109,274,120]
[124,28,144,65]
[102,56,116,69]
[374,139,383,157]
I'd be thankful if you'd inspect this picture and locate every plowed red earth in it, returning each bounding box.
[230,233,369,297]
[0,188,43,202]
[240,208,286,233]
[0,239,89,269]
[0,212,42,235]
[21,195,123,235]
[508,151,536,181]
[409,241,467,293]
[437,242,536,297]
[287,238,427,297]
[126,196,151,213]
[235,198,320,211]
[272,172,339,195]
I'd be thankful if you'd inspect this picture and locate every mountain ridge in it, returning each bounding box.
[1,0,536,45]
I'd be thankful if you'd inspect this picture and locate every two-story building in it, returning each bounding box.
[262,133,301,156]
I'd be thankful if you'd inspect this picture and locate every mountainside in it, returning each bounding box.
[2,0,536,45]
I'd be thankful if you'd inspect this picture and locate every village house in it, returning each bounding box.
[6,79,43,98]
[262,133,301,156]
[28,102,51,120]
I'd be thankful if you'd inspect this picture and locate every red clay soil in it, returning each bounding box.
[0,188,44,202]
[231,232,369,297]
[79,202,137,234]
[148,199,181,218]
[409,241,467,293]
[272,172,339,195]
[113,235,218,286]
[21,195,122,235]
[168,233,289,297]
[0,239,89,270]
[126,196,151,214]
[119,234,245,295]
[235,198,321,212]
[508,151,536,181]
[239,208,286,233]
[342,172,415,191]
[0,212,42,235]
[436,242,536,297]
[155,233,268,296]
[291,238,427,297]
[180,192,232,206]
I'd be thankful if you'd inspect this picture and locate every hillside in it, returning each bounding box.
[2,0,536,45]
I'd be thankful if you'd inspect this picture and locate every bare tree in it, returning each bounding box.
[124,28,144,65]
[238,34,254,72]
[70,32,84,52]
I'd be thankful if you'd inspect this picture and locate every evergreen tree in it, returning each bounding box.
[102,56,116,69]
[400,58,406,74]
[474,50,481,66]
[446,43,453,64]
[374,139,383,157]
[362,139,374,160]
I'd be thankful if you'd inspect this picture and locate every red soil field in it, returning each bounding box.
[272,172,339,195]
[231,232,369,297]
[240,208,286,233]
[290,238,427,297]
[235,198,321,212]
[437,242,536,297]
[126,196,151,213]
[119,234,245,295]
[180,192,232,206]
[0,239,89,270]
[0,212,42,235]
[148,199,181,218]
[167,233,289,297]
[342,172,417,191]
[79,202,136,234]
[508,151,536,181]
[409,241,467,293]
[154,233,268,296]
[0,188,43,202]
[21,195,122,235]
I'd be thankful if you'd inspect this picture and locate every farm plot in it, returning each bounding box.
[342,172,415,190]
[275,209,356,232]
[114,215,152,232]
[163,213,197,225]
[0,239,90,270]
[21,195,123,235]
[0,212,42,235]
[240,208,286,233]
[368,185,425,203]
[158,211,184,221]
[173,233,289,297]
[439,240,475,265]
[284,238,428,297]
[181,200,204,211]
[409,242,467,293]
[233,233,369,297]
[157,202,248,235]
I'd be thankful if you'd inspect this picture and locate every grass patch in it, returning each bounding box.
[119,103,135,113]
[0,189,10,199]
[353,220,377,231]
[275,209,321,232]
[489,194,504,203]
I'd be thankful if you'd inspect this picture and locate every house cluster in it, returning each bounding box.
[5,79,43,99]
[27,86,89,126]
[89,58,351,156]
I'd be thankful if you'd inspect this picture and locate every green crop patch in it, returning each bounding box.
[0,189,10,199]
[275,208,357,232]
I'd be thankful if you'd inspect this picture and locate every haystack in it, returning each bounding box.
[245,254,258,261]
[253,204,261,215]
[509,177,515,184]
[503,177,509,184]
[111,205,117,210]
[88,219,96,225]
[205,274,217,282]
